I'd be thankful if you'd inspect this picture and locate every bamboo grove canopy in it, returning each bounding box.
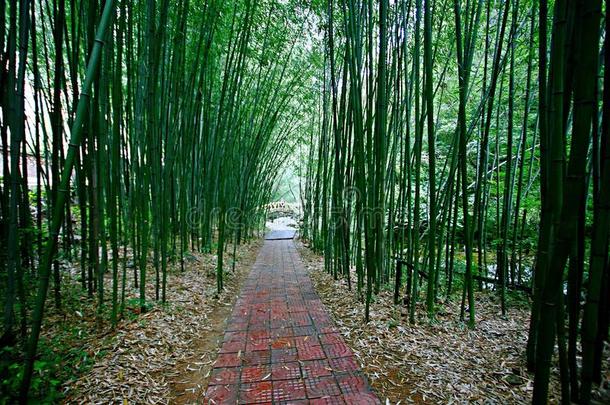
[1,0,609,403]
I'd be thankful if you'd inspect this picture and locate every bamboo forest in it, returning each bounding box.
[0,0,609,403]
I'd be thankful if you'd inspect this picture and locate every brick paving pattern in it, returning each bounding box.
[204,239,380,404]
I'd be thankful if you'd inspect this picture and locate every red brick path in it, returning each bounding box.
[204,239,380,404]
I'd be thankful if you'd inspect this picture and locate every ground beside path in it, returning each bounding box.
[298,241,610,404]
[204,238,381,404]
[65,241,261,404]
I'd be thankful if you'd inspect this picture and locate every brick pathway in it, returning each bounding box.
[204,239,380,404]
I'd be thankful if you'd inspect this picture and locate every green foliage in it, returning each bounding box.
[0,332,94,404]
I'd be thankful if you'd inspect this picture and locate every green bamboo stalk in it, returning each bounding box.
[20,1,115,398]
[423,0,437,319]
[532,0,601,400]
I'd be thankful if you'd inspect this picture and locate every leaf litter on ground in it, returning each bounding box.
[296,239,610,405]
[61,240,261,404]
